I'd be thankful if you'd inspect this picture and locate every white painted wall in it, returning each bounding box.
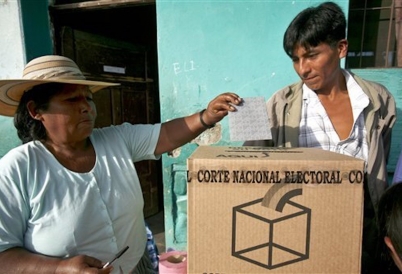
[0,0,25,77]
[0,0,25,157]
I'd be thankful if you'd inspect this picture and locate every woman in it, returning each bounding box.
[0,55,241,273]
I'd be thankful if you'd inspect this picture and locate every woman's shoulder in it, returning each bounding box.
[0,141,44,171]
[92,123,129,140]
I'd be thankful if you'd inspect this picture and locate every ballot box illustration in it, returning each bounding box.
[232,185,311,269]
[187,146,364,274]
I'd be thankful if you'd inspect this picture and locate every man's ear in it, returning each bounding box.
[338,39,348,59]
[26,101,41,120]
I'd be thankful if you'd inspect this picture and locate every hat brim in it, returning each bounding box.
[0,79,120,117]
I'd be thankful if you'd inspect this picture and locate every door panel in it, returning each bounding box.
[60,27,161,217]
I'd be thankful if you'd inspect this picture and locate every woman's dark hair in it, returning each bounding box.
[378,183,402,265]
[14,83,66,144]
[283,1,346,58]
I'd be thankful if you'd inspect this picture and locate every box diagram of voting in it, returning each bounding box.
[232,184,311,269]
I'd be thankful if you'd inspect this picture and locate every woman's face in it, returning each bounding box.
[37,84,97,143]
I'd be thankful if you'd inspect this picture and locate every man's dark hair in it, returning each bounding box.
[14,83,65,144]
[378,183,402,265]
[283,1,346,57]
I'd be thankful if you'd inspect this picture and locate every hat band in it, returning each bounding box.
[23,68,86,81]
[23,58,85,80]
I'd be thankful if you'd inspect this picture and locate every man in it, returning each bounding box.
[245,2,396,272]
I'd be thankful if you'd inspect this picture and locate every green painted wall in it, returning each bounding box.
[20,0,53,61]
[156,0,349,250]
[0,117,20,158]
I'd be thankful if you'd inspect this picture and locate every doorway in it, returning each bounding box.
[49,1,162,218]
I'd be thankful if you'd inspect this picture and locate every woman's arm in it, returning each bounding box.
[0,247,112,274]
[155,92,241,155]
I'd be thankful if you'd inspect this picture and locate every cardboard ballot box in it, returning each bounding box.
[187,146,365,274]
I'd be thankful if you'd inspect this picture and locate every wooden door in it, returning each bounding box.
[60,27,161,217]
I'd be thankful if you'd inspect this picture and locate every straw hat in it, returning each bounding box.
[0,55,120,117]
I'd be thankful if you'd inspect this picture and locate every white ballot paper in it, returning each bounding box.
[228,96,272,141]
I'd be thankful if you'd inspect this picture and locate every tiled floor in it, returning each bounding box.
[145,210,166,253]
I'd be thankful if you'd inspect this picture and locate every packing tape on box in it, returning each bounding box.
[261,182,302,211]
[159,251,187,274]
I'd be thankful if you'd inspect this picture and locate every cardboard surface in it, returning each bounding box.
[187,146,364,274]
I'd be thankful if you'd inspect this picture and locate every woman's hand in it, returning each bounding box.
[56,254,113,274]
[201,92,242,126]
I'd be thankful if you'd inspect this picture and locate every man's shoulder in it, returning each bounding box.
[277,80,303,92]
[349,71,390,94]
[269,80,303,101]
